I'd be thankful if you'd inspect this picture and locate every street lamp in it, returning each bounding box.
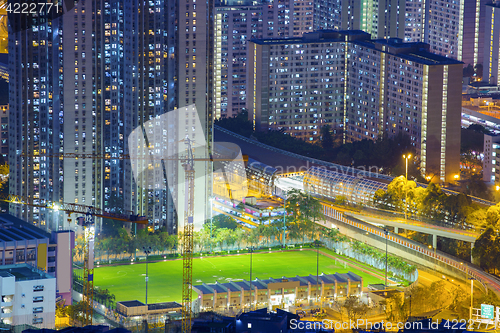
[428,244,436,257]
[403,154,411,220]
[461,262,475,321]
[384,228,389,287]
[143,246,152,305]
[315,240,321,308]
[209,197,214,253]
[248,246,254,311]
[283,190,287,248]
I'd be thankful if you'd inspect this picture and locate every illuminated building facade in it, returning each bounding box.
[313,0,406,39]
[250,30,462,182]
[404,0,488,66]
[213,0,313,119]
[9,0,179,232]
[249,31,350,142]
[484,1,500,85]
[177,0,215,231]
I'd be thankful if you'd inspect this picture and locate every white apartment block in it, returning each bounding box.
[0,264,56,329]
[214,0,313,119]
[250,30,462,182]
[483,134,500,183]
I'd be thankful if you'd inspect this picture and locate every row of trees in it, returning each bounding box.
[74,227,178,262]
[373,177,481,229]
[191,189,327,252]
[215,111,421,178]
[74,189,328,261]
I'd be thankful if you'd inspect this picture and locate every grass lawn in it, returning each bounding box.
[93,250,383,304]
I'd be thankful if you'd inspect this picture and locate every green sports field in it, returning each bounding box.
[93,251,383,304]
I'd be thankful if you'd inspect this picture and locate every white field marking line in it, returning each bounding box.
[202,259,218,269]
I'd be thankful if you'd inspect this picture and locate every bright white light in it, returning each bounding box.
[53,204,59,211]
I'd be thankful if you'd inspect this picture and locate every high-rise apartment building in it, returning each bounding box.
[177,0,215,229]
[404,0,425,42]
[250,31,462,182]
[484,1,500,85]
[314,0,488,66]
[313,0,406,39]
[213,0,313,119]
[8,0,190,233]
[404,0,488,65]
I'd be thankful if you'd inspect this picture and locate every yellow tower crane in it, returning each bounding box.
[181,137,195,333]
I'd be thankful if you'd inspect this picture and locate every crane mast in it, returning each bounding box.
[181,137,195,333]
[82,208,95,326]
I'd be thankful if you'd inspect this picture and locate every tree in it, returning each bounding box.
[448,286,467,313]
[214,110,254,137]
[463,64,475,77]
[320,125,334,151]
[208,214,238,230]
[472,227,498,272]
[342,296,369,322]
[230,227,245,250]
[475,63,483,79]
[66,301,85,325]
[74,236,86,263]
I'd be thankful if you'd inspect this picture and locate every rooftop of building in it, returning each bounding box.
[250,30,370,45]
[0,263,54,281]
[118,300,146,308]
[147,302,182,311]
[215,0,261,7]
[251,30,462,66]
[193,272,362,293]
[0,213,51,242]
[369,289,403,299]
[487,0,500,8]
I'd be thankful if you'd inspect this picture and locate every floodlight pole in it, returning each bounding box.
[316,241,320,307]
[470,277,474,321]
[403,154,411,220]
[384,229,388,287]
[249,247,254,311]
[143,246,152,305]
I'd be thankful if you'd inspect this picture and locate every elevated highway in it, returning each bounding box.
[346,212,478,244]
[320,203,500,297]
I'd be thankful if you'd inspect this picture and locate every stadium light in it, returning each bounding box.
[143,246,152,306]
